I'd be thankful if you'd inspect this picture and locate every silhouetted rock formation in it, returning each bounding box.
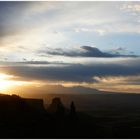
[0,93,97,139]
[0,94,45,117]
[70,101,76,118]
[47,97,65,116]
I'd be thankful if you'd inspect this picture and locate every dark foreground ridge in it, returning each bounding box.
[1,93,140,138]
[0,94,87,138]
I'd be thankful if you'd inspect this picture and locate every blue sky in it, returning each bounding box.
[0,1,140,94]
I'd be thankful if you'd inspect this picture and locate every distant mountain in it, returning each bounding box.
[41,85,100,94]
[17,84,100,95]
[66,86,99,94]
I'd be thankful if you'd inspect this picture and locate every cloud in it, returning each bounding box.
[74,28,106,36]
[120,2,140,23]
[107,47,135,55]
[120,2,140,13]
[0,1,140,61]
[39,46,138,58]
[0,58,140,83]
[93,75,140,85]
[92,75,140,93]
[0,58,139,93]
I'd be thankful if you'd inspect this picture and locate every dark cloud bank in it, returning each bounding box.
[1,58,140,83]
[39,46,138,58]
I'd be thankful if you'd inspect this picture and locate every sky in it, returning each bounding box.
[0,1,140,95]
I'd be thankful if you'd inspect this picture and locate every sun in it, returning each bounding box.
[0,73,26,92]
[0,73,36,94]
[0,73,14,90]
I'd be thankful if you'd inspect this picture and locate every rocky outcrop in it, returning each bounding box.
[0,94,45,115]
[47,97,65,115]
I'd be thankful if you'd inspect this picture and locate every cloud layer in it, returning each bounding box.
[0,1,140,61]
[0,2,140,93]
[1,58,140,83]
[39,46,138,58]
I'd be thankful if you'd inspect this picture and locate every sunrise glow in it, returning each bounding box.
[0,1,139,95]
[0,73,32,93]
